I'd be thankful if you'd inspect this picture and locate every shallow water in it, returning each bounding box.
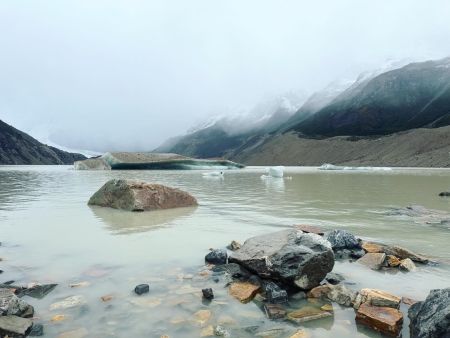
[0,166,449,337]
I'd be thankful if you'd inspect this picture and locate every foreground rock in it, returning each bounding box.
[88,179,198,211]
[75,152,245,170]
[408,288,450,338]
[0,289,34,318]
[229,282,260,303]
[229,229,334,290]
[356,303,403,337]
[0,316,33,337]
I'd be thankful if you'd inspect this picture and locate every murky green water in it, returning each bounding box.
[0,166,449,337]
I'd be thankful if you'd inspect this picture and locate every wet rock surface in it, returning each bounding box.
[408,288,450,338]
[356,253,386,270]
[134,284,150,295]
[88,179,198,211]
[0,315,33,337]
[229,229,334,290]
[353,288,401,309]
[205,249,228,265]
[0,288,34,318]
[356,303,403,337]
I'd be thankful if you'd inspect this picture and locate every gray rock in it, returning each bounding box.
[88,179,198,211]
[202,288,214,300]
[206,249,228,265]
[325,272,344,285]
[324,229,361,251]
[408,288,450,338]
[214,325,230,337]
[399,258,416,272]
[29,323,44,336]
[357,253,386,270]
[229,230,334,290]
[0,289,34,318]
[18,284,57,299]
[439,191,450,197]
[134,284,149,295]
[326,284,357,307]
[0,316,33,337]
[262,281,288,304]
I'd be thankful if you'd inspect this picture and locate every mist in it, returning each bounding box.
[1,0,450,152]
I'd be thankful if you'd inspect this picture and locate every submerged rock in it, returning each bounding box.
[19,283,57,299]
[202,288,214,300]
[50,295,86,311]
[229,229,334,290]
[356,253,386,270]
[324,272,344,285]
[262,281,288,304]
[0,316,33,338]
[29,323,44,336]
[356,303,403,337]
[263,303,286,319]
[307,284,356,307]
[205,249,227,265]
[408,288,450,338]
[287,306,332,323]
[88,179,198,211]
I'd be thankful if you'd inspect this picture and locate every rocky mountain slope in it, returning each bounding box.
[0,119,86,165]
[158,57,450,167]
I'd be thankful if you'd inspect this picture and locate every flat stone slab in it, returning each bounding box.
[361,242,385,253]
[287,306,332,323]
[356,303,403,337]
[354,288,401,309]
[228,282,260,303]
[357,253,386,270]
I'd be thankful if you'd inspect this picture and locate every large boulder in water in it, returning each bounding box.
[229,229,334,290]
[408,288,450,338]
[88,179,198,211]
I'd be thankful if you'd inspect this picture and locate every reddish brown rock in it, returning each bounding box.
[361,242,385,253]
[294,224,324,236]
[355,303,403,337]
[229,282,260,303]
[386,255,401,267]
[306,285,332,298]
[88,179,198,211]
[287,306,332,323]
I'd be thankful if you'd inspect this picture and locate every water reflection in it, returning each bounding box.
[261,176,286,192]
[90,205,197,234]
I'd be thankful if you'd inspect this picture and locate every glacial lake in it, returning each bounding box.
[1,166,449,337]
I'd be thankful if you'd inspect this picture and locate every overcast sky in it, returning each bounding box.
[1,1,450,152]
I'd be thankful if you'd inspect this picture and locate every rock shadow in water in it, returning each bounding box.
[89,205,196,235]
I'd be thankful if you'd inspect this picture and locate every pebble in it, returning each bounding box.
[134,284,149,295]
[202,288,214,300]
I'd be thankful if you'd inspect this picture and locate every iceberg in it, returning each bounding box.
[74,152,244,170]
[318,163,392,171]
[266,166,284,178]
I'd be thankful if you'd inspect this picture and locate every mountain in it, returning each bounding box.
[0,119,87,165]
[292,57,450,137]
[154,92,307,158]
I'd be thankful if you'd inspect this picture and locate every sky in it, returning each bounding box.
[1,1,450,153]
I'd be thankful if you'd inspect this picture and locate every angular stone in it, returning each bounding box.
[307,284,356,307]
[357,253,386,270]
[401,296,418,306]
[88,179,198,211]
[386,255,401,267]
[0,288,34,318]
[263,303,286,319]
[29,323,44,336]
[229,282,260,303]
[356,303,403,337]
[100,294,113,302]
[134,284,150,295]
[212,263,250,279]
[399,258,416,271]
[324,229,361,251]
[19,284,57,299]
[408,288,450,338]
[262,281,288,304]
[384,245,428,264]
[0,316,33,337]
[202,288,214,300]
[353,289,401,309]
[294,224,324,236]
[230,230,334,290]
[205,249,227,265]
[361,242,385,253]
[287,306,332,323]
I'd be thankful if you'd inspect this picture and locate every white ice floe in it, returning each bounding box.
[265,166,285,178]
[318,163,392,171]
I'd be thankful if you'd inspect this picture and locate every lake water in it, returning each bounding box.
[1,166,449,337]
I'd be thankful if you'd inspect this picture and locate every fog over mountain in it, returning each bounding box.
[1,1,450,152]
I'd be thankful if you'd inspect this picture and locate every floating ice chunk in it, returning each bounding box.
[266,166,284,178]
[202,171,224,178]
[318,163,392,171]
